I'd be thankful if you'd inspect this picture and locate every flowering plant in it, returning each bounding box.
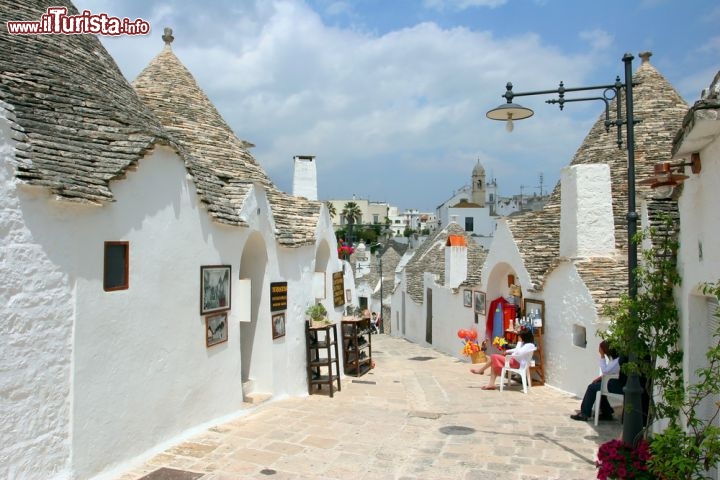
[492,336,508,350]
[596,439,652,480]
[337,244,354,259]
[457,328,486,357]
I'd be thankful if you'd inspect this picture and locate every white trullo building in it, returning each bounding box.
[0,3,339,478]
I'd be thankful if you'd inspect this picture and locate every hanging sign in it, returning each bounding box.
[270,281,288,312]
[332,271,345,308]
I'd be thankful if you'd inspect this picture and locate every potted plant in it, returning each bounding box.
[306,303,330,328]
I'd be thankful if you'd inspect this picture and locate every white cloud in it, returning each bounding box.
[579,29,614,51]
[77,0,632,208]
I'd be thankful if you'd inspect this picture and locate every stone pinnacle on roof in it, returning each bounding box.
[131,32,322,246]
[162,27,174,47]
[639,51,651,64]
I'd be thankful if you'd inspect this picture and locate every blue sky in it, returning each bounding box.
[74,0,719,212]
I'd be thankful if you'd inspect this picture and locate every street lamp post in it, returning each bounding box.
[487,53,644,445]
[378,252,383,333]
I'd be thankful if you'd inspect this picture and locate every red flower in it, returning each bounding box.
[596,439,652,480]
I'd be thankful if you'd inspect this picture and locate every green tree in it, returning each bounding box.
[341,201,362,225]
[326,201,336,219]
[341,202,362,244]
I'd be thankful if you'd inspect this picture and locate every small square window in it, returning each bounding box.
[104,241,129,291]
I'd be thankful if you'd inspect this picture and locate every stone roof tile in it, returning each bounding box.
[405,223,487,303]
[0,0,176,205]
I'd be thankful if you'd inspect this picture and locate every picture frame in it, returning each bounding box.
[200,265,231,315]
[463,289,472,308]
[205,312,228,347]
[473,291,486,315]
[272,313,286,339]
[524,298,545,328]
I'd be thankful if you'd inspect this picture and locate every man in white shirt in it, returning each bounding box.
[570,341,624,421]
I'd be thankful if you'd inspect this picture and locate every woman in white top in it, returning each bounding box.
[481,330,535,390]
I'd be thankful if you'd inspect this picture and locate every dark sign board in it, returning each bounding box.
[332,271,345,308]
[270,281,288,312]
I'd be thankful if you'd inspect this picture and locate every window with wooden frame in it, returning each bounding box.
[104,241,129,291]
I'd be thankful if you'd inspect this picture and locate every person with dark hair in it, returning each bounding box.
[479,329,535,390]
[571,340,625,421]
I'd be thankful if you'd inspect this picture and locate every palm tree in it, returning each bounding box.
[341,201,362,245]
[325,201,336,219]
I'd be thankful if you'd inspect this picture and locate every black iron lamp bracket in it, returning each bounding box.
[499,78,641,149]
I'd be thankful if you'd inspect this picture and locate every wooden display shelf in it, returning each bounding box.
[305,322,341,396]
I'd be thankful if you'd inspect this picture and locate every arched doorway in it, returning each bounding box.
[239,232,270,394]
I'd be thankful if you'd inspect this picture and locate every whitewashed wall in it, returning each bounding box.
[70,146,257,478]
[1,105,74,479]
[480,219,530,302]
[0,125,337,480]
[425,276,481,362]
[676,135,720,427]
[540,262,605,397]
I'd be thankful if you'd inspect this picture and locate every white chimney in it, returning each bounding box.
[444,235,468,288]
[292,155,317,200]
[560,164,615,258]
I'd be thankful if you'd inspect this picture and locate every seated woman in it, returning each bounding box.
[570,340,624,421]
[471,330,535,390]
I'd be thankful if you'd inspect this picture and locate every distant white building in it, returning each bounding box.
[436,161,497,248]
[436,161,549,248]
[326,197,390,230]
[388,209,437,237]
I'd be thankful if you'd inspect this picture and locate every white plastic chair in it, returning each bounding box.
[594,373,624,425]
[500,346,536,394]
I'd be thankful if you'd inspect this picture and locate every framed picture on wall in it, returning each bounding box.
[272,313,286,339]
[200,265,231,315]
[206,312,228,347]
[473,291,486,315]
[463,289,472,308]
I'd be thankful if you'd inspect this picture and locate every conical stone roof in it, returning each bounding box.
[405,223,486,303]
[506,52,687,309]
[0,0,176,204]
[132,31,321,246]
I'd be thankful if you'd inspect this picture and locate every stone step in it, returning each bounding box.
[243,392,272,404]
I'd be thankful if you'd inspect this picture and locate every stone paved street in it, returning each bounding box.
[112,334,619,480]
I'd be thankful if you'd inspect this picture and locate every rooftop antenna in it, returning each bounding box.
[537,173,544,197]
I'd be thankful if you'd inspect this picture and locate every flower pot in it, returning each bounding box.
[471,351,487,364]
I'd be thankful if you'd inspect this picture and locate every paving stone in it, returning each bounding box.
[111,335,618,479]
